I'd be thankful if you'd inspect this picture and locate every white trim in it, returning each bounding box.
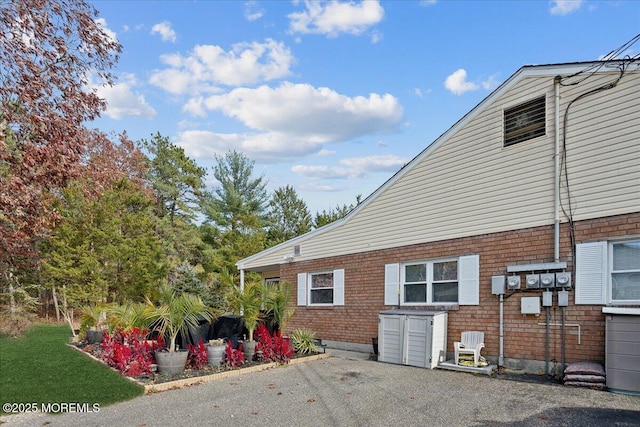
[602,307,640,315]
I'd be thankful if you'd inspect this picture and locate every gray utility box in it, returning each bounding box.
[378,310,447,369]
[603,308,640,394]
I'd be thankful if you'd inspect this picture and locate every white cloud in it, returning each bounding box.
[291,154,409,180]
[244,1,265,21]
[177,130,323,163]
[292,164,359,179]
[445,69,479,95]
[288,0,385,38]
[339,154,409,173]
[550,0,583,16]
[151,21,177,43]
[420,0,437,5]
[192,82,403,141]
[176,84,402,163]
[149,39,295,95]
[95,73,156,120]
[298,182,345,192]
[95,18,118,44]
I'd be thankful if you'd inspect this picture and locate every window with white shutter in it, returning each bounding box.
[385,255,479,306]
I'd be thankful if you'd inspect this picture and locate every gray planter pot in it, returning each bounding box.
[155,350,188,376]
[242,340,256,361]
[86,330,103,344]
[207,345,226,367]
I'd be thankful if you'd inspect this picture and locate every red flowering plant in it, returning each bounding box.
[186,338,208,370]
[255,323,293,364]
[100,328,161,377]
[222,340,245,368]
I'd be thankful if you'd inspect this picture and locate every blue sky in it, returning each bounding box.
[89,0,640,215]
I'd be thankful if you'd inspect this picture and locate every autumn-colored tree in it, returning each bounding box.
[0,0,121,321]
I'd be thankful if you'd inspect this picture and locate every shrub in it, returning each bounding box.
[222,340,245,368]
[100,328,161,377]
[290,328,317,354]
[186,338,208,369]
[255,323,293,364]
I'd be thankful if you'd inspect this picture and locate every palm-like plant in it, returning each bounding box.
[228,280,264,343]
[264,280,295,334]
[105,301,148,332]
[144,284,217,352]
[80,304,107,331]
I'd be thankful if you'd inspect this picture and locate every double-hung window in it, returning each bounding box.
[310,271,334,304]
[611,241,640,303]
[385,255,478,306]
[576,240,640,305]
[402,259,458,304]
[297,269,345,306]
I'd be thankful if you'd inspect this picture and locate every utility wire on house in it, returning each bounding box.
[554,33,640,251]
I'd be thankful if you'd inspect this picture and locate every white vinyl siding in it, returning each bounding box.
[240,68,640,271]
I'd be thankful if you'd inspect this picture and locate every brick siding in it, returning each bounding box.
[278,212,640,365]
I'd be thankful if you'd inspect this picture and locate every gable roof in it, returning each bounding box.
[238,60,636,271]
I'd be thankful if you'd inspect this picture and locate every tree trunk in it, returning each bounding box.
[51,285,61,322]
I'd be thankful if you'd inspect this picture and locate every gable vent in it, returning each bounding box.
[504,96,546,147]
[294,244,301,256]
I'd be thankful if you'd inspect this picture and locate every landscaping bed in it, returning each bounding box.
[72,338,330,394]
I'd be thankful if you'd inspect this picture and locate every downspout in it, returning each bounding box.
[499,293,504,366]
[551,76,562,376]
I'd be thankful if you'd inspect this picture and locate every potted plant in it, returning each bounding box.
[144,284,217,376]
[80,304,107,344]
[207,338,226,367]
[228,280,264,361]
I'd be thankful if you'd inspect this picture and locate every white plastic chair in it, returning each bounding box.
[454,331,485,366]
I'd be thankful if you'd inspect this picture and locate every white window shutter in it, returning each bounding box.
[297,272,307,306]
[575,242,607,305]
[333,269,345,306]
[384,263,400,305]
[458,254,480,305]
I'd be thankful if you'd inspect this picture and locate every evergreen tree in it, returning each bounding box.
[267,185,312,246]
[313,194,362,228]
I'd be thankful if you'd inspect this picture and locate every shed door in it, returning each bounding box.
[405,315,430,368]
[379,314,403,365]
[606,315,640,393]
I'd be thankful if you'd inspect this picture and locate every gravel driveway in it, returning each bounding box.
[2,353,639,427]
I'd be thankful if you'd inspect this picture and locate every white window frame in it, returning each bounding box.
[609,240,640,305]
[297,269,345,307]
[576,239,640,305]
[308,270,335,306]
[400,258,459,306]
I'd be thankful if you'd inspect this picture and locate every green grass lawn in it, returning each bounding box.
[0,323,143,413]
